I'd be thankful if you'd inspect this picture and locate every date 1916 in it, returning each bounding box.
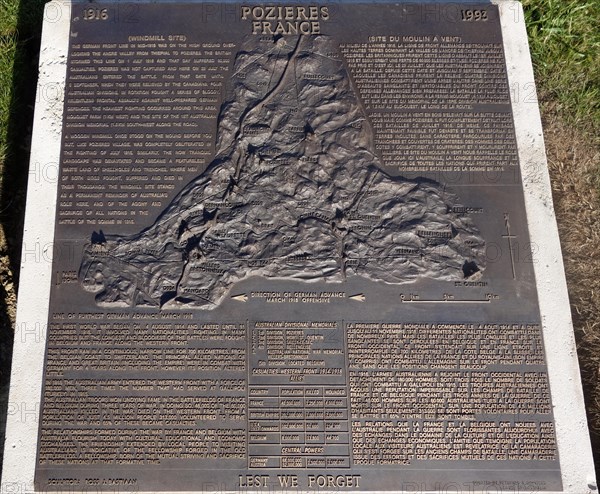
[461,9,488,21]
[83,8,108,21]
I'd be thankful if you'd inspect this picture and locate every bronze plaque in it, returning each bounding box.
[37,2,562,491]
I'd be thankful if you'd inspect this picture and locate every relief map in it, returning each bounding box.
[79,35,486,308]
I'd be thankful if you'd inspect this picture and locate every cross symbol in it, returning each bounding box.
[501,213,517,279]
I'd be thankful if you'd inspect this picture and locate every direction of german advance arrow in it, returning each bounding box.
[349,293,366,302]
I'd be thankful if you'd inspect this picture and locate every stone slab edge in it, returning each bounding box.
[1,1,596,493]
[498,1,597,492]
[1,0,70,491]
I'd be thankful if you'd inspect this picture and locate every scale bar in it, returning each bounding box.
[400,299,491,304]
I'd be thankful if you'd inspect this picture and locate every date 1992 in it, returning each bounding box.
[461,9,488,21]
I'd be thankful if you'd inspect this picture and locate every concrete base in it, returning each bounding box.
[1,1,595,492]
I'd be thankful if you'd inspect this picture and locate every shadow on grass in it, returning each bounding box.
[0,282,14,473]
[0,0,48,473]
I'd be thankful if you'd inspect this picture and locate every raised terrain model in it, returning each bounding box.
[79,35,486,308]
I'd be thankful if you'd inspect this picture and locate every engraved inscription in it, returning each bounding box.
[60,40,233,226]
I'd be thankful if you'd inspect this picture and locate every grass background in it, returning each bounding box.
[523,0,599,145]
[0,0,598,475]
